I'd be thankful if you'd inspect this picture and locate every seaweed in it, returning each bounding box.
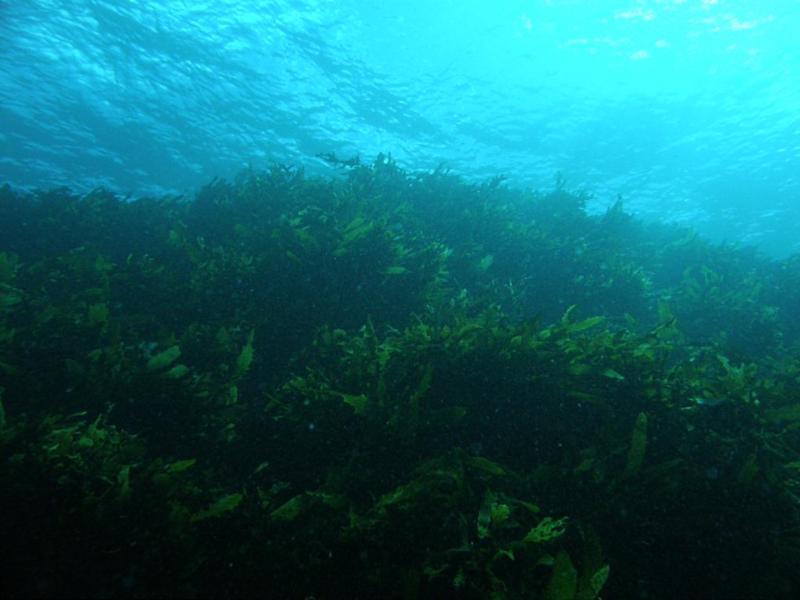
[1,158,800,598]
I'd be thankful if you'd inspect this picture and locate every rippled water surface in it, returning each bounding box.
[1,0,798,254]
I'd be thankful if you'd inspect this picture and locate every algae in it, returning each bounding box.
[147,345,181,371]
[625,412,648,477]
[191,493,243,522]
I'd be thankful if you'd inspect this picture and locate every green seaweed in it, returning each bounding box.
[384,265,408,275]
[234,329,255,378]
[1,160,799,599]
[147,345,181,371]
[339,392,368,415]
[191,493,243,522]
[164,459,197,474]
[544,550,578,600]
[87,302,109,327]
[523,517,568,544]
[164,364,190,379]
[625,412,648,477]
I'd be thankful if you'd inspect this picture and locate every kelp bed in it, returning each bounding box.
[2,155,800,599]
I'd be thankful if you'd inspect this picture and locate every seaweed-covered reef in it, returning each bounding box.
[2,155,800,599]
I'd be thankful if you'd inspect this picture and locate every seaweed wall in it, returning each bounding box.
[1,156,800,598]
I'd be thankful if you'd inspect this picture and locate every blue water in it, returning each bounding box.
[1,0,799,255]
